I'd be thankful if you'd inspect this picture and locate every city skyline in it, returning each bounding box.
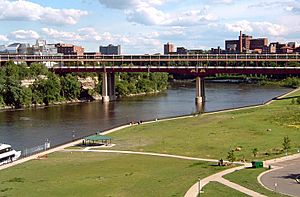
[0,0,300,54]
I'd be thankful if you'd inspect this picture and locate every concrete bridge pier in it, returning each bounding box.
[195,77,205,104]
[102,72,116,103]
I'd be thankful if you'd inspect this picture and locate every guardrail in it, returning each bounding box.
[0,54,299,62]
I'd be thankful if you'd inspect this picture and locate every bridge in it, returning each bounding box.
[0,54,299,104]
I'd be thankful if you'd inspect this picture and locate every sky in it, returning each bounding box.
[0,0,300,54]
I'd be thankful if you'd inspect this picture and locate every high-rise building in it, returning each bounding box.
[164,43,174,54]
[99,44,121,55]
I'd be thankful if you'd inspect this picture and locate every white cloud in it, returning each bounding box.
[8,30,40,40]
[41,27,162,54]
[211,0,235,4]
[98,0,217,26]
[98,0,169,9]
[0,35,8,42]
[225,20,288,36]
[0,0,88,25]
[42,28,82,41]
[248,0,300,15]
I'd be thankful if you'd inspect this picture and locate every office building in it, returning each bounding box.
[99,44,121,55]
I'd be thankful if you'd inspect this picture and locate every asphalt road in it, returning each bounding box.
[261,157,300,197]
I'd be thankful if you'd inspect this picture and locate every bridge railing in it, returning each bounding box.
[0,54,299,62]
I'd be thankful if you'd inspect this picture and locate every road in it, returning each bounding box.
[261,157,300,197]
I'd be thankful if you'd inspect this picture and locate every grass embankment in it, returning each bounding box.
[101,89,300,162]
[201,181,249,197]
[0,152,226,197]
[224,168,286,197]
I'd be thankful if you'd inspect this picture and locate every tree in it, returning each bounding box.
[61,74,81,100]
[252,148,258,158]
[3,76,23,108]
[282,136,291,153]
[29,63,49,76]
[227,150,236,163]
[20,87,33,107]
[33,73,61,105]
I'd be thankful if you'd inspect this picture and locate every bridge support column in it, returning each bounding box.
[102,72,116,103]
[195,77,205,104]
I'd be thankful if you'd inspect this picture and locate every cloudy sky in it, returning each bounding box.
[0,0,300,54]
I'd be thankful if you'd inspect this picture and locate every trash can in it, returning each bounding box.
[252,161,263,168]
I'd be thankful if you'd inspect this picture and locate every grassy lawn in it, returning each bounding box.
[224,168,287,197]
[99,89,300,162]
[201,181,249,197]
[0,152,227,197]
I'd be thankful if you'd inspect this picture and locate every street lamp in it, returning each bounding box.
[72,130,75,141]
[198,178,202,196]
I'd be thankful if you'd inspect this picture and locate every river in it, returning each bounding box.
[0,83,292,151]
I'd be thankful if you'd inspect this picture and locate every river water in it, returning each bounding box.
[0,83,292,151]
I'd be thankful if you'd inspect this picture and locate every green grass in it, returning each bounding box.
[100,89,300,162]
[224,168,287,197]
[0,152,227,197]
[201,181,249,197]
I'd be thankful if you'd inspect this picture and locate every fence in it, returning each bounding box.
[21,142,51,158]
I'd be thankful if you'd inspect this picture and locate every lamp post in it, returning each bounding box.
[198,178,201,196]
[72,130,75,142]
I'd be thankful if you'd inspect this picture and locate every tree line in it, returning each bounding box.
[0,62,169,109]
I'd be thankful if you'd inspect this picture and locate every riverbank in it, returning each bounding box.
[1,87,298,171]
[96,87,300,161]
[0,88,298,196]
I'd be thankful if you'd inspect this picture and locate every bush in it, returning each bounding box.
[282,77,300,88]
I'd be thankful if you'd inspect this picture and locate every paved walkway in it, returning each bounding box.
[184,164,267,197]
[63,148,245,164]
[0,139,83,171]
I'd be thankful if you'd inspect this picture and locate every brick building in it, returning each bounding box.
[164,42,174,54]
[225,31,268,53]
[56,43,84,55]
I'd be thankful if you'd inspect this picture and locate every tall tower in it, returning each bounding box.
[164,42,174,55]
[239,31,243,53]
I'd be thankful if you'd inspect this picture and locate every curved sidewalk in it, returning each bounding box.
[184,164,267,197]
[63,148,245,164]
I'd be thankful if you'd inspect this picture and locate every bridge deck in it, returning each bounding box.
[0,54,300,62]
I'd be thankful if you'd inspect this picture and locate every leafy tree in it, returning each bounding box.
[227,150,236,163]
[20,87,33,107]
[282,136,291,153]
[282,77,300,88]
[61,74,81,100]
[3,75,23,107]
[29,63,49,76]
[33,73,61,105]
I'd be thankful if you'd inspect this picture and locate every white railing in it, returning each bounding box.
[0,54,299,62]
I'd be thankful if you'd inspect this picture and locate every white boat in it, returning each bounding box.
[0,143,21,165]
